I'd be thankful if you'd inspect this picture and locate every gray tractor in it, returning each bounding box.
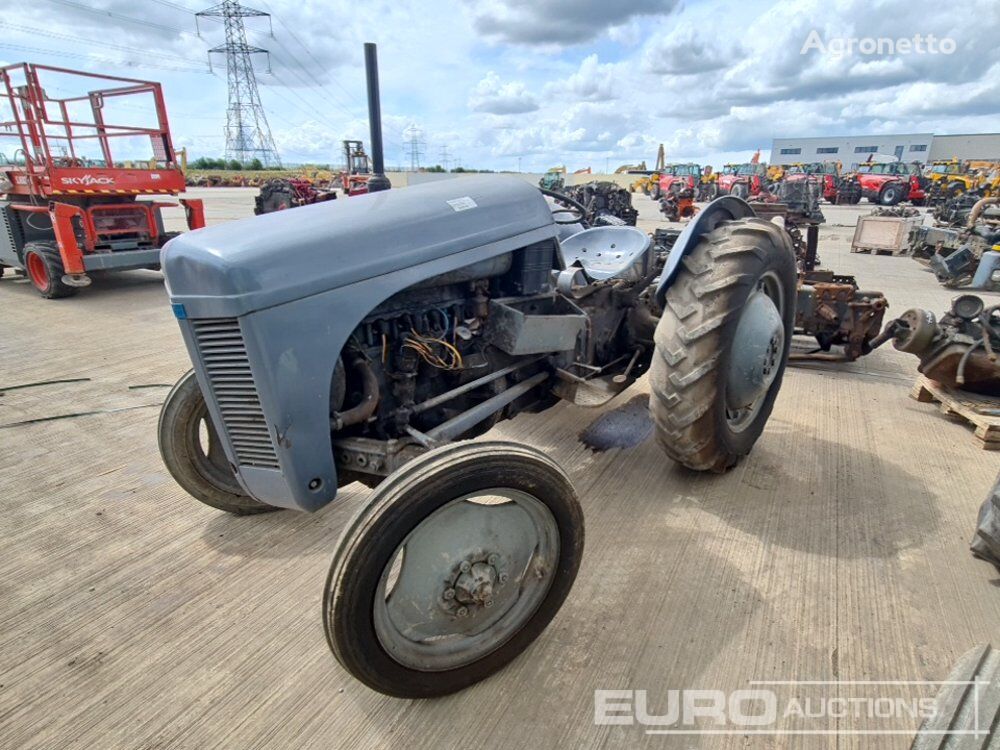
[158,176,795,698]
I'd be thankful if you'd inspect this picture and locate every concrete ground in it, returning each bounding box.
[1,188,998,749]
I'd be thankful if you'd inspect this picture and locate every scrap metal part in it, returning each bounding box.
[910,196,1000,289]
[752,180,889,362]
[874,295,1000,394]
[972,469,1000,570]
[563,181,639,226]
[910,643,1000,749]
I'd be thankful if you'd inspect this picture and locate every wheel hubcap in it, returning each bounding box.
[373,488,559,672]
[26,252,48,290]
[725,271,785,431]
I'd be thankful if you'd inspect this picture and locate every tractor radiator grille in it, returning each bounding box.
[191,318,280,470]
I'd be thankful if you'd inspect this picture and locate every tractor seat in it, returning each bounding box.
[557,226,652,281]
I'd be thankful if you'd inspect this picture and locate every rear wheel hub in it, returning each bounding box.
[725,272,786,430]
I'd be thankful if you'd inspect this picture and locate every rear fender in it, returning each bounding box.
[654,195,755,308]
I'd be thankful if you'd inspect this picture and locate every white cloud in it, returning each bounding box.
[12,0,998,170]
[468,72,539,114]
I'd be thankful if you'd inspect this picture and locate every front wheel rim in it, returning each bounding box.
[373,487,559,672]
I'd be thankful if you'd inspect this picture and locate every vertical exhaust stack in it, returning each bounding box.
[364,42,391,193]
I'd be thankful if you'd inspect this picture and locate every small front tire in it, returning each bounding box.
[158,370,279,515]
[323,441,584,698]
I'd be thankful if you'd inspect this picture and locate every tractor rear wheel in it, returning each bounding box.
[730,182,749,200]
[648,218,796,472]
[23,242,77,299]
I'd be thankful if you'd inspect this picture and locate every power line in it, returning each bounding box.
[40,0,192,35]
[0,43,211,75]
[0,22,210,70]
[255,0,365,107]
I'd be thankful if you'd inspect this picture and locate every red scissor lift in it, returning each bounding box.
[0,63,205,298]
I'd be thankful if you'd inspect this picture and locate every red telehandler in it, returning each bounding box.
[0,63,205,298]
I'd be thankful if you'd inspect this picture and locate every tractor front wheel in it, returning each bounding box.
[158,370,280,515]
[23,242,77,299]
[324,442,584,697]
[649,217,796,472]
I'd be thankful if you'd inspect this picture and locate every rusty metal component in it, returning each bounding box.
[879,296,1000,394]
[793,273,889,362]
[752,180,889,362]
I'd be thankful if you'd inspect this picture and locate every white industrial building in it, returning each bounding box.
[769,133,1000,167]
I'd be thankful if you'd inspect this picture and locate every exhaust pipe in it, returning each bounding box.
[364,42,391,193]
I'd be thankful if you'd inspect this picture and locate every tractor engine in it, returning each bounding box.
[332,233,664,456]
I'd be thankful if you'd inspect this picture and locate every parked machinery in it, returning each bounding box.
[339,139,372,196]
[781,161,862,205]
[254,177,336,215]
[698,165,719,201]
[563,180,638,226]
[657,163,702,198]
[0,63,205,298]
[751,179,889,361]
[158,177,797,697]
[538,166,566,192]
[911,197,1000,289]
[717,162,769,199]
[926,159,981,203]
[854,161,925,205]
[873,294,1000,394]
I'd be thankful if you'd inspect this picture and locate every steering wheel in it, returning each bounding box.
[538,187,588,226]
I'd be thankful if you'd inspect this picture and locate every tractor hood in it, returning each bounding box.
[163,175,557,318]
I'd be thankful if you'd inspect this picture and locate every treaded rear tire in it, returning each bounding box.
[649,217,796,472]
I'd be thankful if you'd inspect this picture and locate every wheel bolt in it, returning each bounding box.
[443,588,455,600]
[459,561,471,573]
[456,607,468,618]
[498,573,508,583]
[485,599,494,607]
[487,554,498,566]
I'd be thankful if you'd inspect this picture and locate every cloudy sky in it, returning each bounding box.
[4,0,999,170]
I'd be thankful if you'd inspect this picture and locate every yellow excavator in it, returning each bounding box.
[629,144,666,195]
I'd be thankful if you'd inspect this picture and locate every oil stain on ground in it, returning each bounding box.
[579,394,654,452]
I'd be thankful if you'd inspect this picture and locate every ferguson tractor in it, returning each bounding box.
[158,177,796,698]
[0,63,205,297]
